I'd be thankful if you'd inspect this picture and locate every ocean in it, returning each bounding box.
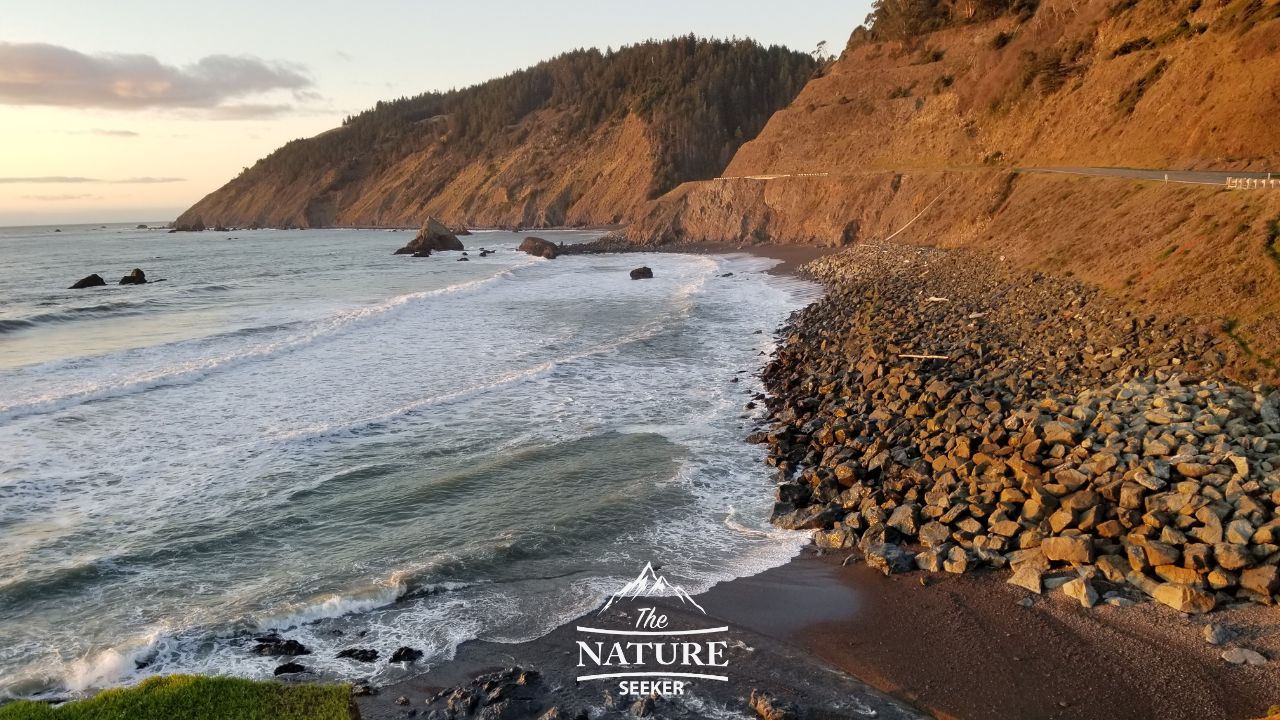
[0,224,817,699]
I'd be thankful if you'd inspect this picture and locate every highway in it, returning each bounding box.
[714,166,1277,187]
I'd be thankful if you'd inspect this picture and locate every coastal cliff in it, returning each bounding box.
[174,37,814,230]
[624,0,1280,360]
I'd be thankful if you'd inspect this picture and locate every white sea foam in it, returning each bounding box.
[0,257,538,424]
[0,231,821,699]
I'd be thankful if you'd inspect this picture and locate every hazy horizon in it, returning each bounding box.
[0,1,873,226]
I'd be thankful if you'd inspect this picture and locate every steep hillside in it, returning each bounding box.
[625,0,1280,366]
[175,37,815,229]
[727,0,1279,174]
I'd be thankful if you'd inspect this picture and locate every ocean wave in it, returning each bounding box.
[64,627,174,693]
[0,259,538,424]
[253,573,411,631]
[0,300,161,336]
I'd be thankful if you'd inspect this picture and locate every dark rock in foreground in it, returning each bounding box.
[69,274,106,289]
[119,268,147,285]
[389,646,423,663]
[749,689,800,720]
[337,648,379,663]
[252,637,310,657]
[274,662,306,675]
[630,266,654,280]
[395,217,463,255]
[518,237,558,259]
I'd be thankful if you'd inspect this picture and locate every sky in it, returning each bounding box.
[0,0,873,226]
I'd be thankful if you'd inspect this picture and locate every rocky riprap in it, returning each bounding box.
[758,243,1280,614]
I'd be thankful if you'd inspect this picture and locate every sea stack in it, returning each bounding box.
[394,218,463,255]
[119,268,147,285]
[69,273,106,289]
[517,237,558,259]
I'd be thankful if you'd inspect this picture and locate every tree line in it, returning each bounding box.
[232,36,816,200]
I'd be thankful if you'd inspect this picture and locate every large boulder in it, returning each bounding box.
[252,636,310,657]
[336,647,379,662]
[395,218,463,255]
[518,237,558,259]
[864,542,915,576]
[630,266,654,280]
[389,646,423,663]
[69,273,106,289]
[119,268,147,285]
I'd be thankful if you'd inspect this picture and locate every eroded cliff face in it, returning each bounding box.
[177,111,658,230]
[726,0,1280,176]
[624,0,1280,360]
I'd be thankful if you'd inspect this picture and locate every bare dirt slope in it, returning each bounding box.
[625,0,1280,365]
[729,0,1280,174]
[178,110,658,230]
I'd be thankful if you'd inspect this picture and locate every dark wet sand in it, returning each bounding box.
[356,555,922,720]
[798,553,1277,720]
[358,550,1278,720]
[662,242,840,276]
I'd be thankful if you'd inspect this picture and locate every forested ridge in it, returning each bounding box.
[180,36,816,229]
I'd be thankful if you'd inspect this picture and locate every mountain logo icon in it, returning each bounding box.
[599,562,706,614]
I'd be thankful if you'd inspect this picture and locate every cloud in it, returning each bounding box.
[0,176,185,184]
[207,102,294,120]
[0,42,312,112]
[113,177,185,184]
[21,193,101,201]
[89,128,140,137]
[0,176,96,184]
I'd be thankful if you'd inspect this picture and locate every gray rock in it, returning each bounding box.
[1221,648,1268,666]
[864,543,915,576]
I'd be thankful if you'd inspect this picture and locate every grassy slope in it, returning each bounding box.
[0,677,351,720]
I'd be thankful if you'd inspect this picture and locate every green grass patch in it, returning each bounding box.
[1116,58,1169,114]
[1158,244,1178,260]
[1266,216,1280,270]
[1112,37,1153,57]
[1223,319,1279,372]
[1109,0,1139,16]
[0,676,351,720]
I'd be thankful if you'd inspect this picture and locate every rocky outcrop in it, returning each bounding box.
[119,269,147,285]
[69,274,106,289]
[629,266,654,280]
[336,648,378,663]
[518,237,558,259]
[758,243,1279,614]
[389,646,423,663]
[252,636,310,657]
[394,218,463,255]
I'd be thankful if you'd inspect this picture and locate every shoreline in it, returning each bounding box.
[357,239,1277,720]
[10,240,1276,720]
[355,549,1279,720]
